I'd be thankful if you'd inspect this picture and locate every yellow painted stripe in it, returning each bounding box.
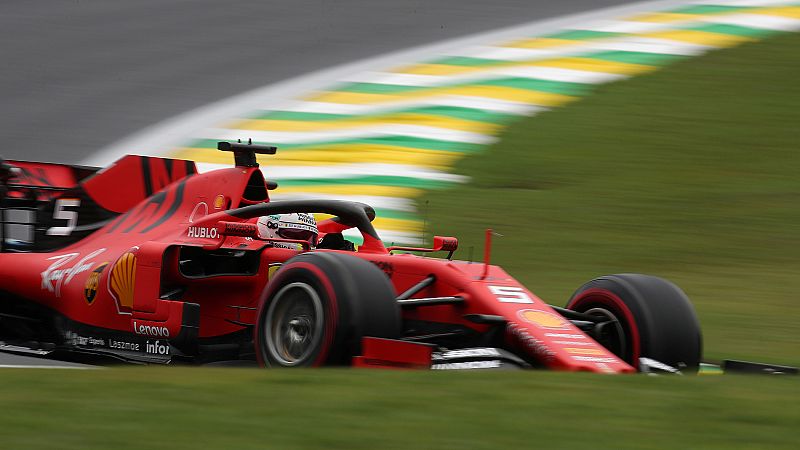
[305,91,396,104]
[306,84,575,107]
[753,6,800,19]
[642,30,754,47]
[231,113,502,134]
[443,85,576,106]
[530,57,655,75]
[274,148,464,169]
[372,217,422,232]
[391,63,496,76]
[502,37,579,49]
[176,144,465,170]
[625,12,697,23]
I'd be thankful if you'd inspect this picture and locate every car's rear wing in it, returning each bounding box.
[1,155,196,252]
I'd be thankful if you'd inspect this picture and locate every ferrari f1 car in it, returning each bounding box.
[0,143,795,374]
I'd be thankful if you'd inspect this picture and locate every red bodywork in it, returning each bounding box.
[0,152,634,373]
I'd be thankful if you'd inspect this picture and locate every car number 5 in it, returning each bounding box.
[489,285,534,304]
[46,198,81,236]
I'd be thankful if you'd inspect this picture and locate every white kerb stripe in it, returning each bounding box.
[282,95,546,116]
[195,162,470,183]
[0,364,95,370]
[204,125,497,145]
[271,192,417,212]
[570,19,698,34]
[488,66,627,83]
[693,0,800,6]
[700,13,800,31]
[584,36,713,55]
[344,66,626,87]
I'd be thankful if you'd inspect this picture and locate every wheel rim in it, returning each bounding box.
[570,289,641,365]
[264,282,324,366]
[583,307,628,362]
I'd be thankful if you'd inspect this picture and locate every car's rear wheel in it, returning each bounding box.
[255,252,401,367]
[566,274,702,372]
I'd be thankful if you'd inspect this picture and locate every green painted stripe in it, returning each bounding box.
[255,106,517,124]
[332,82,421,95]
[426,56,505,67]
[397,105,517,124]
[543,29,623,41]
[669,4,754,15]
[275,176,459,190]
[186,136,485,153]
[328,76,592,100]
[581,51,689,66]
[281,136,484,153]
[685,23,781,38]
[253,111,351,121]
[477,77,592,96]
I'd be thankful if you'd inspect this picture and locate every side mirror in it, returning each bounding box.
[432,236,458,253]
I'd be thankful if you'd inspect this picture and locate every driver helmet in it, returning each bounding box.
[257,213,318,249]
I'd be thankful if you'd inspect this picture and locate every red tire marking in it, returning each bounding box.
[568,288,641,365]
[254,261,339,367]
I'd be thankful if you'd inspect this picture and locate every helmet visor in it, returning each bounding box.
[277,228,317,244]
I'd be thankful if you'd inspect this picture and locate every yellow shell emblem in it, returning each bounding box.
[213,194,226,209]
[518,309,569,330]
[110,252,137,309]
[268,263,281,279]
[565,347,605,356]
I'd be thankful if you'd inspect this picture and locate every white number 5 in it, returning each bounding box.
[46,199,81,236]
[489,285,533,304]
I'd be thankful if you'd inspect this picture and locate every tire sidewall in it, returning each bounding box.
[255,252,401,368]
[256,261,340,367]
[567,274,702,371]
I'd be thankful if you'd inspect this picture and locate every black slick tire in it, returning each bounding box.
[255,252,401,367]
[566,274,702,372]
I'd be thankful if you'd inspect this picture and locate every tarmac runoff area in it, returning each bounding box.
[89,0,800,246]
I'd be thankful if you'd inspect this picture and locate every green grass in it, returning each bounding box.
[2,29,800,450]
[0,367,798,449]
[423,32,800,367]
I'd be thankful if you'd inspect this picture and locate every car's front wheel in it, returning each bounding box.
[566,274,702,372]
[255,252,401,367]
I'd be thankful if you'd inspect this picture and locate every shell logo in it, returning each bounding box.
[518,309,570,330]
[565,347,605,356]
[213,194,226,210]
[268,263,281,279]
[109,252,137,311]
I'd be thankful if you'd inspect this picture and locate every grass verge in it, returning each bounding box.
[0,367,798,449]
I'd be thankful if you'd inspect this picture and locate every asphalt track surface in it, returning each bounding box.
[0,0,633,164]
[0,0,633,367]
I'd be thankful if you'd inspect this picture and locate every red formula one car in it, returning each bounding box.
[0,142,792,374]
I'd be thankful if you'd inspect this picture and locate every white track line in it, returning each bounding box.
[701,13,800,31]
[202,125,497,146]
[281,96,546,116]
[0,364,95,370]
[271,193,417,212]
[343,66,628,87]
